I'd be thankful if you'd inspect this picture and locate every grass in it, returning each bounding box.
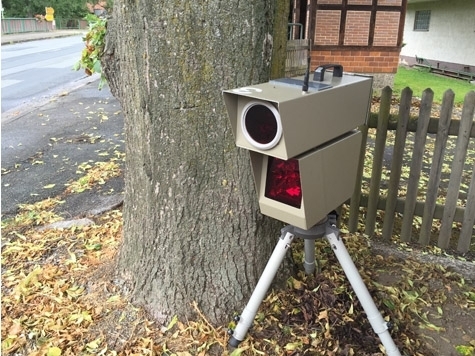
[393,66,475,105]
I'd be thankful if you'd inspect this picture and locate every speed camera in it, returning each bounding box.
[223,67,372,229]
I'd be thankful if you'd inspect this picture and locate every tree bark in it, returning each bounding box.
[103,0,289,325]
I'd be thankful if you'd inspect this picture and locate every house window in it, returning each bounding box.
[414,10,431,31]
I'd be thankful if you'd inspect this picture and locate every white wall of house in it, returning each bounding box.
[400,0,475,67]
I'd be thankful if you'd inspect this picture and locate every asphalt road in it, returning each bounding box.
[1,35,87,112]
[1,81,125,219]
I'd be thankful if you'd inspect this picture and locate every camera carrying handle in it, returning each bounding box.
[314,64,344,82]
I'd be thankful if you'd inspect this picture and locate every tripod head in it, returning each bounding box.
[283,211,338,240]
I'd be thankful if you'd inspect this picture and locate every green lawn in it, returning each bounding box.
[393,66,475,105]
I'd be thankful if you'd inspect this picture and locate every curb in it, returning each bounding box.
[1,30,87,45]
[1,74,101,125]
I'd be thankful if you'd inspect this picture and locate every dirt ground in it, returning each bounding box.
[370,239,475,356]
[75,231,475,356]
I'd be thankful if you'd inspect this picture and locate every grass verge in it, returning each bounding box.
[393,66,475,105]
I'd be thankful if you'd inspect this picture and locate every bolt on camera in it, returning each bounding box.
[223,65,373,229]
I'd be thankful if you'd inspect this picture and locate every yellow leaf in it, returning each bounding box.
[284,342,302,351]
[86,338,101,350]
[166,315,178,331]
[47,347,62,356]
[67,252,77,263]
[289,277,304,290]
[107,295,121,303]
[229,349,246,356]
[318,309,328,320]
[1,337,15,351]
[420,322,445,332]
[43,184,56,189]
[17,267,42,296]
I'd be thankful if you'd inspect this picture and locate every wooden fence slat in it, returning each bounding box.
[382,87,412,240]
[285,39,310,77]
[400,89,434,242]
[366,113,475,138]
[359,194,466,222]
[348,124,369,232]
[418,89,454,244]
[458,158,475,252]
[438,91,475,249]
[365,86,392,236]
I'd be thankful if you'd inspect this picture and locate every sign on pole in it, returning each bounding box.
[45,7,54,22]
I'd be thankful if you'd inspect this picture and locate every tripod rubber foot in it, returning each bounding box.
[228,336,242,348]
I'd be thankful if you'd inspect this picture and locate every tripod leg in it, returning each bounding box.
[325,225,401,356]
[303,239,316,274]
[229,231,295,348]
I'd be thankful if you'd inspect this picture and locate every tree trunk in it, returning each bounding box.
[103,0,289,325]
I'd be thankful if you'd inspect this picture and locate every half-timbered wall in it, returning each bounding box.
[294,0,407,88]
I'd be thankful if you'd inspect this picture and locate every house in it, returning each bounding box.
[291,0,408,89]
[399,0,475,77]
[86,0,108,17]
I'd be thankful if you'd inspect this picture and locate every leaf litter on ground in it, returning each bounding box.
[2,152,475,355]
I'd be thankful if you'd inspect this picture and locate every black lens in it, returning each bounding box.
[244,104,278,144]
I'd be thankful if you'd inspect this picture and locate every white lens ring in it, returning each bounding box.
[241,101,282,150]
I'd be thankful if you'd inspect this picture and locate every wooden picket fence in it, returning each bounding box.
[347,87,475,253]
[285,39,310,78]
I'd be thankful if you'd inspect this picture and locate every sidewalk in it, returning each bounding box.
[1,27,124,221]
[1,29,87,45]
[1,81,124,220]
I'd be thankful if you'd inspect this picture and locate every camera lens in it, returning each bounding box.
[241,101,282,150]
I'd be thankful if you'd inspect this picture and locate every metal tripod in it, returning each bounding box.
[228,213,401,356]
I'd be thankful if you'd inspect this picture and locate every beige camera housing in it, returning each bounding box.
[223,71,372,229]
[223,73,372,160]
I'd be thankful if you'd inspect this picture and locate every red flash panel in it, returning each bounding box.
[265,157,302,208]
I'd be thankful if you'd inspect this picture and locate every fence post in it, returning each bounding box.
[382,87,412,240]
[418,89,454,244]
[364,86,391,237]
[458,158,475,253]
[438,91,475,249]
[400,89,433,242]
